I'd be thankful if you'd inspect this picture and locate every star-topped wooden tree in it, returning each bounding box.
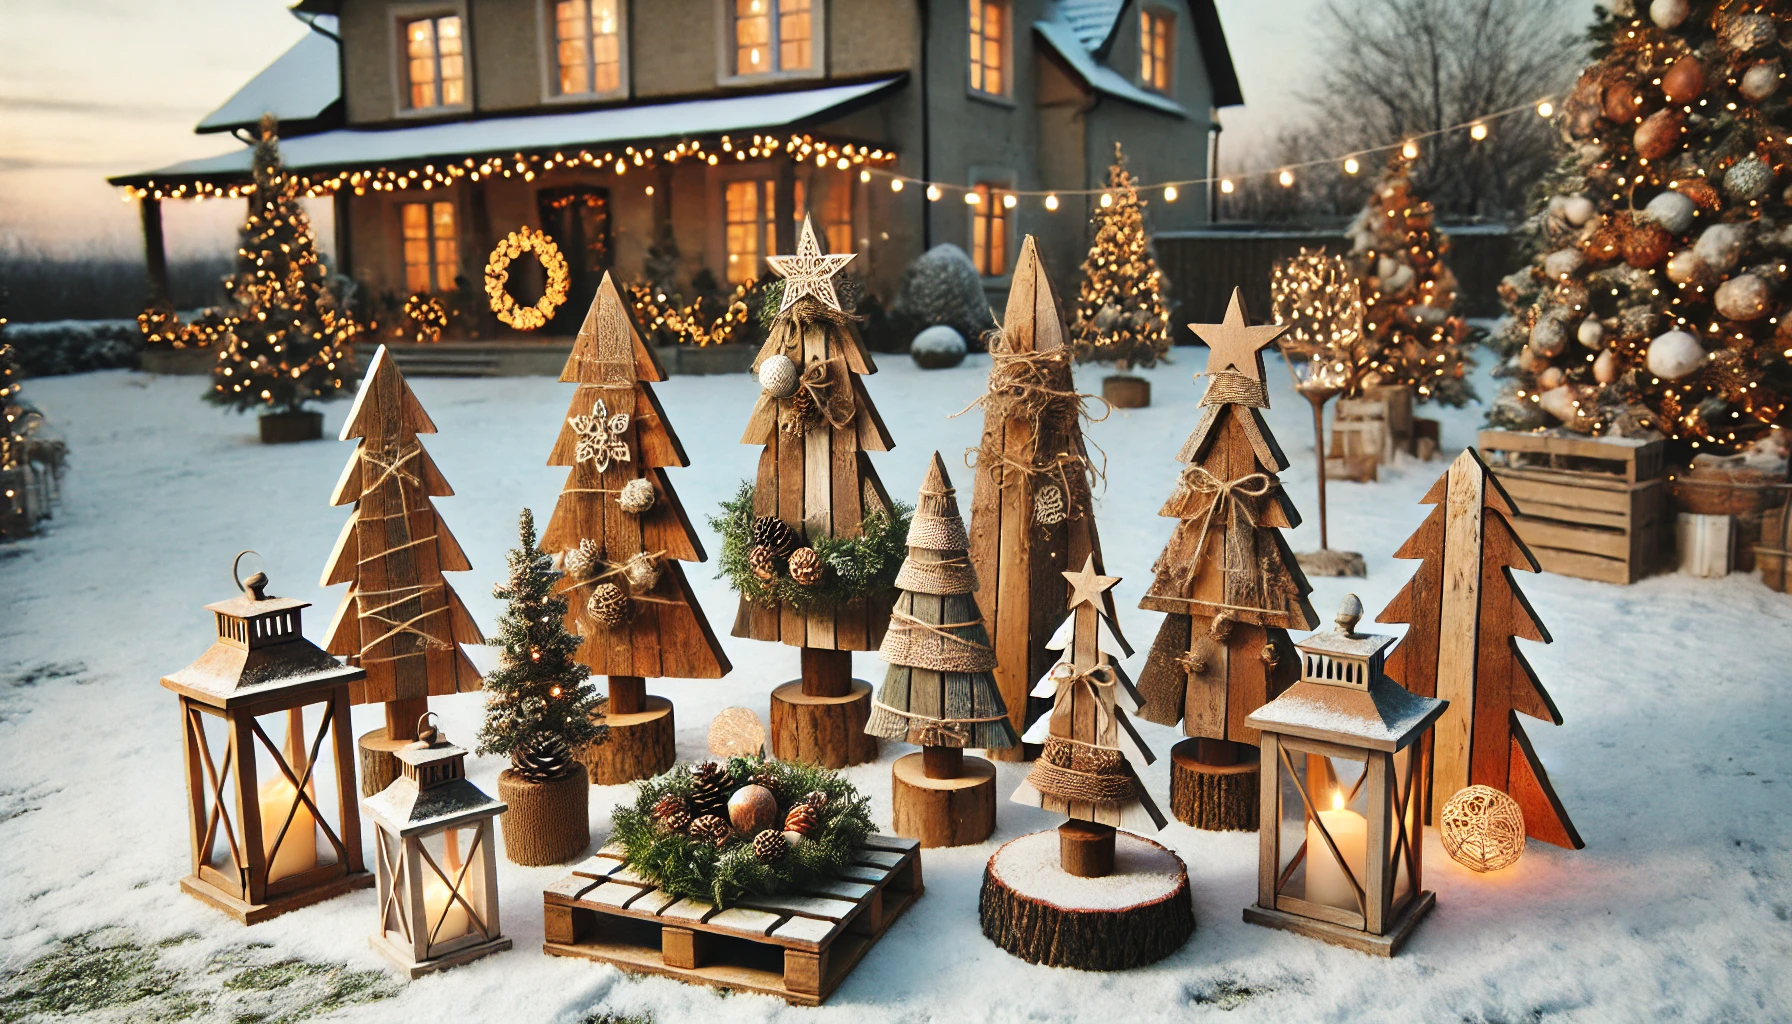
[1375,449,1582,849]
[1135,288,1319,832]
[730,215,902,769]
[542,272,732,784]
[322,344,483,795]
[967,235,1119,763]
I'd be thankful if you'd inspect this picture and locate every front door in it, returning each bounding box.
[536,186,612,334]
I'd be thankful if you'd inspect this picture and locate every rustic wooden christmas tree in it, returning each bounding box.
[732,216,900,768]
[1135,288,1319,831]
[322,345,483,795]
[542,272,731,784]
[867,452,1017,847]
[1375,449,1583,849]
[967,234,1118,762]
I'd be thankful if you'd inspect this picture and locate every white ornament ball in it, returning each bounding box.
[1376,256,1399,280]
[1561,196,1595,226]
[758,353,800,398]
[1538,366,1566,392]
[618,477,656,514]
[1384,263,1416,294]
[1724,156,1775,202]
[1666,248,1703,284]
[1578,319,1606,349]
[1741,63,1782,101]
[1714,273,1773,321]
[1643,191,1696,235]
[1543,249,1585,280]
[1530,314,1570,357]
[1594,348,1620,384]
[1649,0,1689,29]
[1694,222,1748,272]
[1538,385,1580,424]
[1646,330,1706,381]
[1727,13,1776,52]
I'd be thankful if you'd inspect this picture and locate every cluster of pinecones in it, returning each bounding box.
[747,516,826,586]
[652,767,832,865]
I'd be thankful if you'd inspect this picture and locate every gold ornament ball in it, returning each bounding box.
[727,783,780,836]
[1440,784,1526,873]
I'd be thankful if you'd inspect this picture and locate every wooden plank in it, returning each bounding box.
[1528,545,1637,585]
[630,888,681,915]
[833,863,891,884]
[770,915,838,946]
[583,881,650,908]
[705,907,784,938]
[1433,459,1482,823]
[1507,516,1630,560]
[659,899,718,923]
[1258,733,1279,907]
[852,850,905,870]
[544,876,600,903]
[736,893,859,921]
[861,834,920,853]
[777,401,806,644]
[807,879,876,901]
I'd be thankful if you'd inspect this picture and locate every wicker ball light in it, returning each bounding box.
[587,582,632,627]
[759,353,801,398]
[1440,785,1527,873]
[618,477,657,514]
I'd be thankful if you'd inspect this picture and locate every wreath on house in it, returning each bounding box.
[485,226,570,330]
[710,481,911,613]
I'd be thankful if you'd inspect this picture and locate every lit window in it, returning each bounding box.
[725,180,776,284]
[554,0,622,95]
[971,183,1009,276]
[402,201,459,292]
[969,1,1006,96]
[734,0,812,76]
[1140,9,1173,94]
[404,15,465,110]
[794,172,854,255]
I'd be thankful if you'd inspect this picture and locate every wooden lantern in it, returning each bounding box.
[160,568,373,924]
[364,716,511,978]
[1243,596,1446,956]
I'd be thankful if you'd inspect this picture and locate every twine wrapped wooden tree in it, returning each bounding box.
[1376,449,1583,849]
[867,452,1018,847]
[542,272,732,784]
[1135,288,1319,831]
[967,235,1117,762]
[735,216,898,768]
[323,345,483,795]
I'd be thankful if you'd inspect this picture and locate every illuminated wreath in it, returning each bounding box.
[403,292,448,343]
[485,226,570,330]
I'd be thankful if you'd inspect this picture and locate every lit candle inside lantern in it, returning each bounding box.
[257,776,318,882]
[421,833,469,945]
[1305,792,1367,912]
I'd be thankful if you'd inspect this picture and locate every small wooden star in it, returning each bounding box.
[766,215,856,313]
[1062,554,1121,610]
[1188,286,1288,386]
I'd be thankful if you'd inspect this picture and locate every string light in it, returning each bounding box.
[1536,100,1554,117]
[1278,169,1296,187]
[1002,193,1017,209]
[1099,192,1113,207]
[1163,185,1178,201]
[1469,122,1488,141]
[1343,157,1360,175]
[925,184,941,201]
[1401,139,1419,159]
[1044,193,1060,210]
[964,191,980,205]
[1220,179,1235,194]
[890,178,903,192]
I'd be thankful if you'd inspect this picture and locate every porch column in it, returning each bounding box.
[139,196,170,305]
[331,189,356,279]
[773,160,797,255]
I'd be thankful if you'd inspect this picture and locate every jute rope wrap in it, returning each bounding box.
[908,484,969,549]
[352,442,452,664]
[1151,464,1299,620]
[894,552,978,595]
[1164,466,1273,580]
[877,609,996,673]
[956,335,1108,521]
[780,356,856,434]
[1198,368,1269,409]
[867,698,1010,747]
[1027,735,1138,805]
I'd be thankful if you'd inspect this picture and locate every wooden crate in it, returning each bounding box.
[1756,505,1792,593]
[1478,431,1668,585]
[542,834,922,1005]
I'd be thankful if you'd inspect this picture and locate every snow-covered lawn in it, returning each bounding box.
[4,352,1789,1023]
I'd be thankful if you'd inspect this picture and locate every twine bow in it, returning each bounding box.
[795,356,856,430]
[1046,662,1117,737]
[1175,466,1273,576]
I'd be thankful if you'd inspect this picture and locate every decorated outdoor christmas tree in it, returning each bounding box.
[0,327,62,540]
[1495,3,1792,451]
[542,272,732,784]
[866,452,1017,847]
[205,116,356,438]
[1376,449,1583,849]
[1347,153,1474,406]
[1135,288,1320,831]
[723,215,907,768]
[967,235,1118,761]
[1070,143,1173,407]
[322,345,483,795]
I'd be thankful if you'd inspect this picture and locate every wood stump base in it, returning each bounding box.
[580,696,676,785]
[769,679,878,768]
[979,830,1194,971]
[1169,739,1261,832]
[357,727,410,798]
[1101,374,1151,409]
[258,410,323,444]
[497,768,591,866]
[891,752,996,847]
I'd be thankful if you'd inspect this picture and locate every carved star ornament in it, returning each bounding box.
[766,215,856,313]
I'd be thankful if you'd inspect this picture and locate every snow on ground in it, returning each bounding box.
[3,350,1790,1023]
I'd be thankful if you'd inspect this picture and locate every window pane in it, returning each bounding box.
[1142,11,1172,92]
[780,0,811,70]
[736,0,770,73]
[556,0,590,94]
[406,19,438,109]
[592,0,621,92]
[823,171,852,255]
[725,180,761,283]
[432,202,458,292]
[990,193,1007,274]
[402,202,430,238]
[437,17,464,105]
[970,2,1004,95]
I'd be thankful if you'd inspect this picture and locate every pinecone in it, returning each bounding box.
[690,761,731,817]
[511,733,576,783]
[624,551,662,591]
[587,582,632,627]
[748,544,778,582]
[785,386,814,429]
[562,538,601,579]
[750,515,801,557]
[798,790,829,811]
[784,803,817,835]
[749,765,781,796]
[689,814,731,848]
[653,793,692,832]
[787,547,824,586]
[752,828,788,863]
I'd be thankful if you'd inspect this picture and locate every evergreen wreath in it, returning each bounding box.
[612,757,874,908]
[710,481,911,613]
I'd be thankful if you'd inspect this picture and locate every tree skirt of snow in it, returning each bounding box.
[987,830,1185,910]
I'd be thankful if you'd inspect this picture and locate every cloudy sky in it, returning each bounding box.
[0,0,1596,257]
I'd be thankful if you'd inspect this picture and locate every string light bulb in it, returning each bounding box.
[1536,99,1554,117]
[1220,178,1235,194]
[1163,185,1178,202]
[1470,122,1488,141]
[964,191,980,205]
[1401,139,1419,159]
[1278,169,1295,187]
[925,184,942,201]
[1343,157,1360,175]
[1002,193,1017,209]
[1044,193,1060,210]
[891,178,904,192]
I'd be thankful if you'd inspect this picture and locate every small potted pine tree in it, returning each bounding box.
[479,509,606,866]
[1071,143,1173,408]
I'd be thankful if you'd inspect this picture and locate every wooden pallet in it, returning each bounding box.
[1478,431,1668,584]
[1478,429,1664,483]
[542,834,922,1005]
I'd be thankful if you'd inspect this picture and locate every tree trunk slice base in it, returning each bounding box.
[258,410,323,444]
[1101,375,1151,409]
[580,696,676,786]
[497,768,592,866]
[357,727,410,798]
[1170,739,1261,832]
[769,679,878,768]
[1295,548,1367,578]
[979,830,1194,971]
[1244,889,1436,957]
[891,752,996,847]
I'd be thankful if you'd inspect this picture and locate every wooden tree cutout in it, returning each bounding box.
[1376,448,1582,848]
[967,234,1119,761]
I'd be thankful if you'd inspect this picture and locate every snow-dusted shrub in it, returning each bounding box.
[893,244,995,348]
[910,325,967,369]
[5,319,141,376]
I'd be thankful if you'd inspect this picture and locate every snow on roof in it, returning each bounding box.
[1246,679,1446,752]
[1034,17,1187,118]
[197,20,340,134]
[116,77,902,186]
[1058,0,1125,50]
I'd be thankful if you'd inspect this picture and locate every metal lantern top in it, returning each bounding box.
[161,566,364,709]
[1246,595,1446,752]
[364,717,506,838]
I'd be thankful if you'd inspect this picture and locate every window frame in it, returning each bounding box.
[399,198,462,294]
[1137,5,1175,96]
[967,180,1014,279]
[720,176,779,285]
[793,167,856,257]
[715,0,825,87]
[539,0,630,103]
[967,0,1012,102]
[392,3,472,118]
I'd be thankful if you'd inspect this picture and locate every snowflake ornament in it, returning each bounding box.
[569,399,631,471]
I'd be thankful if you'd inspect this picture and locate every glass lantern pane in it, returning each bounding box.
[191,709,237,874]
[1392,745,1416,910]
[420,827,482,949]
[250,703,341,884]
[1278,743,1370,916]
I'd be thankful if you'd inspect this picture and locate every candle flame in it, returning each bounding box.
[1331,791,1344,811]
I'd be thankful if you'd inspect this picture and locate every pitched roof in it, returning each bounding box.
[1041,1,1243,111]
[197,15,341,135]
[1059,0,1126,49]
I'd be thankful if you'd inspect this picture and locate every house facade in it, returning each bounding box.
[115,0,1241,335]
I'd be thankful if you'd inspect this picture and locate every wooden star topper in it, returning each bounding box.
[767,215,856,313]
[1062,554,1121,611]
[1188,286,1287,387]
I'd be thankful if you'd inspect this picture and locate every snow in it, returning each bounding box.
[989,830,1184,911]
[1034,18,1188,117]
[195,21,339,135]
[5,350,1792,1022]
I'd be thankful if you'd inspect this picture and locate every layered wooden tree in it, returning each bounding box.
[322,345,483,795]
[1135,288,1319,831]
[1375,449,1583,849]
[867,452,1017,847]
[542,272,731,784]
[735,216,897,768]
[967,235,1118,762]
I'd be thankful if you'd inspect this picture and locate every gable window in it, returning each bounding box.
[403,15,465,110]
[732,0,812,76]
[970,183,1010,277]
[724,180,776,283]
[969,1,1007,96]
[554,0,623,95]
[794,171,853,256]
[1140,8,1173,94]
[402,201,459,292]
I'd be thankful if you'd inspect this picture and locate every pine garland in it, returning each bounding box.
[710,481,911,612]
[612,757,874,908]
